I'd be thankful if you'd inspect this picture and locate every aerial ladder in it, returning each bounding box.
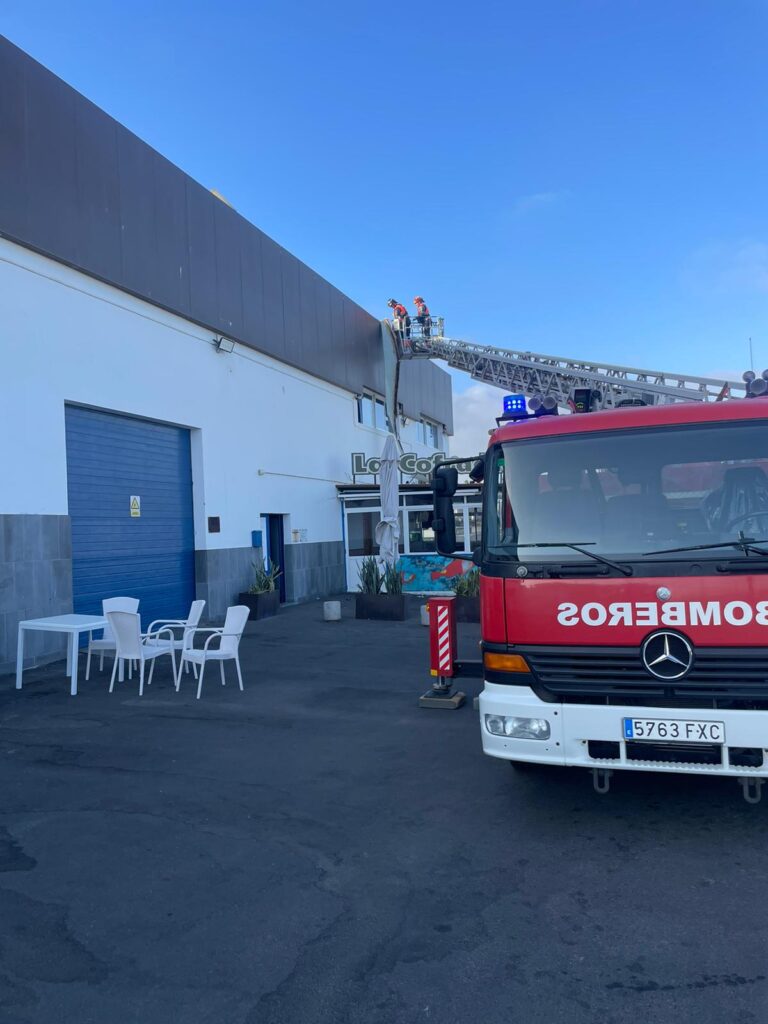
[382,316,744,410]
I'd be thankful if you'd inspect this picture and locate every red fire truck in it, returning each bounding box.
[432,391,768,801]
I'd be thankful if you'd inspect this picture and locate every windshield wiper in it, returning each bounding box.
[644,531,768,559]
[518,542,633,577]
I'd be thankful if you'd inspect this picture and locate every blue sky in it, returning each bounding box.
[3,0,768,402]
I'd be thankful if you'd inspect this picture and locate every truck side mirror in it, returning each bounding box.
[432,466,459,555]
[433,466,458,497]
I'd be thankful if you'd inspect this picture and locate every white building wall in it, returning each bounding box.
[0,238,441,549]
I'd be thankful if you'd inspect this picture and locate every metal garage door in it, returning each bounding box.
[65,406,195,629]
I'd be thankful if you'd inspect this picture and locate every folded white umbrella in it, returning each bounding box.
[375,434,401,567]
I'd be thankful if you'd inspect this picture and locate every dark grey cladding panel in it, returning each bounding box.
[312,268,335,378]
[73,100,121,282]
[117,129,158,299]
[186,178,218,324]
[0,50,27,237]
[213,198,244,337]
[22,50,78,262]
[399,358,454,434]
[153,154,192,312]
[239,217,265,342]
[0,35,452,430]
[259,235,286,358]
[281,250,303,367]
[298,263,320,375]
[345,300,377,393]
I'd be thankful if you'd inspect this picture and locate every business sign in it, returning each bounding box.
[351,453,478,479]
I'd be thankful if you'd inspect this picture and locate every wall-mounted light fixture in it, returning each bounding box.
[214,335,235,354]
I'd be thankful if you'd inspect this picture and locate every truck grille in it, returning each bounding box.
[521,646,768,709]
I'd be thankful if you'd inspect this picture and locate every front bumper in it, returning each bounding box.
[479,682,768,777]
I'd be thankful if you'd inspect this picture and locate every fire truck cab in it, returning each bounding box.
[434,395,768,801]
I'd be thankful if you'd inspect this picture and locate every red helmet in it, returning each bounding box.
[414,296,424,304]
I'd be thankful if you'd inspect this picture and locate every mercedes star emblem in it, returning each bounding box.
[656,586,671,601]
[641,631,694,680]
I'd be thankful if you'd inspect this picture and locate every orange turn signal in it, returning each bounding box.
[483,652,530,673]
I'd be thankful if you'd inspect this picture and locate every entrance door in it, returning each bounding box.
[264,514,286,603]
[65,405,195,629]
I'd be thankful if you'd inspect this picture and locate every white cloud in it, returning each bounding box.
[512,191,564,216]
[684,240,768,295]
[449,383,503,457]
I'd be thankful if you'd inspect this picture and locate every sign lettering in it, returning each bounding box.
[351,452,478,479]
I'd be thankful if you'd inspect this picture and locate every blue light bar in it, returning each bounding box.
[503,394,527,415]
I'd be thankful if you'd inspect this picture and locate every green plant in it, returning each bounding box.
[382,560,403,595]
[249,560,282,594]
[357,556,383,594]
[451,567,480,597]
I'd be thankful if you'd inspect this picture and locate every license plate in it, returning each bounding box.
[622,717,725,743]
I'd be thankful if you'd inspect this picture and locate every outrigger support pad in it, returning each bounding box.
[419,678,465,710]
[591,767,614,795]
[739,777,764,805]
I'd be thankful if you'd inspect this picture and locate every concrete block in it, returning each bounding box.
[328,566,346,594]
[0,563,14,613]
[52,559,73,605]
[309,567,324,598]
[12,562,36,612]
[3,516,24,562]
[324,601,341,621]
[40,516,61,560]
[194,549,209,584]
[207,583,228,621]
[287,569,308,604]
[22,516,42,562]
[59,517,72,559]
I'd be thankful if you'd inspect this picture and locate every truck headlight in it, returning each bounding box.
[484,715,551,740]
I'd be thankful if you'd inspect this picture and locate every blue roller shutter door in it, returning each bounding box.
[65,406,195,629]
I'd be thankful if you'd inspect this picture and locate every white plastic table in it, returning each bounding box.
[16,614,108,696]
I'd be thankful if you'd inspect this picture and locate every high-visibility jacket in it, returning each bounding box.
[415,301,430,318]
[393,303,408,319]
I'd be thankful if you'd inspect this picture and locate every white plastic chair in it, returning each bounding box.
[106,611,177,697]
[177,605,249,699]
[144,600,206,679]
[85,597,139,681]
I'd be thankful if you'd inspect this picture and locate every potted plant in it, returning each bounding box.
[239,561,281,620]
[355,557,407,621]
[451,567,481,622]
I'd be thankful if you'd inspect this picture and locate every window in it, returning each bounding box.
[408,510,435,552]
[356,396,374,427]
[455,504,466,551]
[416,419,440,448]
[348,511,404,556]
[348,511,378,556]
[468,506,483,548]
[344,498,380,509]
[356,394,389,432]
[488,421,768,563]
[375,399,388,431]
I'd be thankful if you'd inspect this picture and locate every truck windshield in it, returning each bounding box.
[488,420,768,563]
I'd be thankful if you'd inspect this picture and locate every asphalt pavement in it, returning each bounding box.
[1,597,767,1024]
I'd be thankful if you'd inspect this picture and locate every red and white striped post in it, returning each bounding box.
[429,594,457,680]
[421,594,465,709]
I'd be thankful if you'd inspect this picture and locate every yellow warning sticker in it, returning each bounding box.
[130,495,141,518]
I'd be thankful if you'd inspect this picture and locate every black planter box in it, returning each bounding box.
[238,590,280,620]
[454,596,480,623]
[355,593,406,621]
